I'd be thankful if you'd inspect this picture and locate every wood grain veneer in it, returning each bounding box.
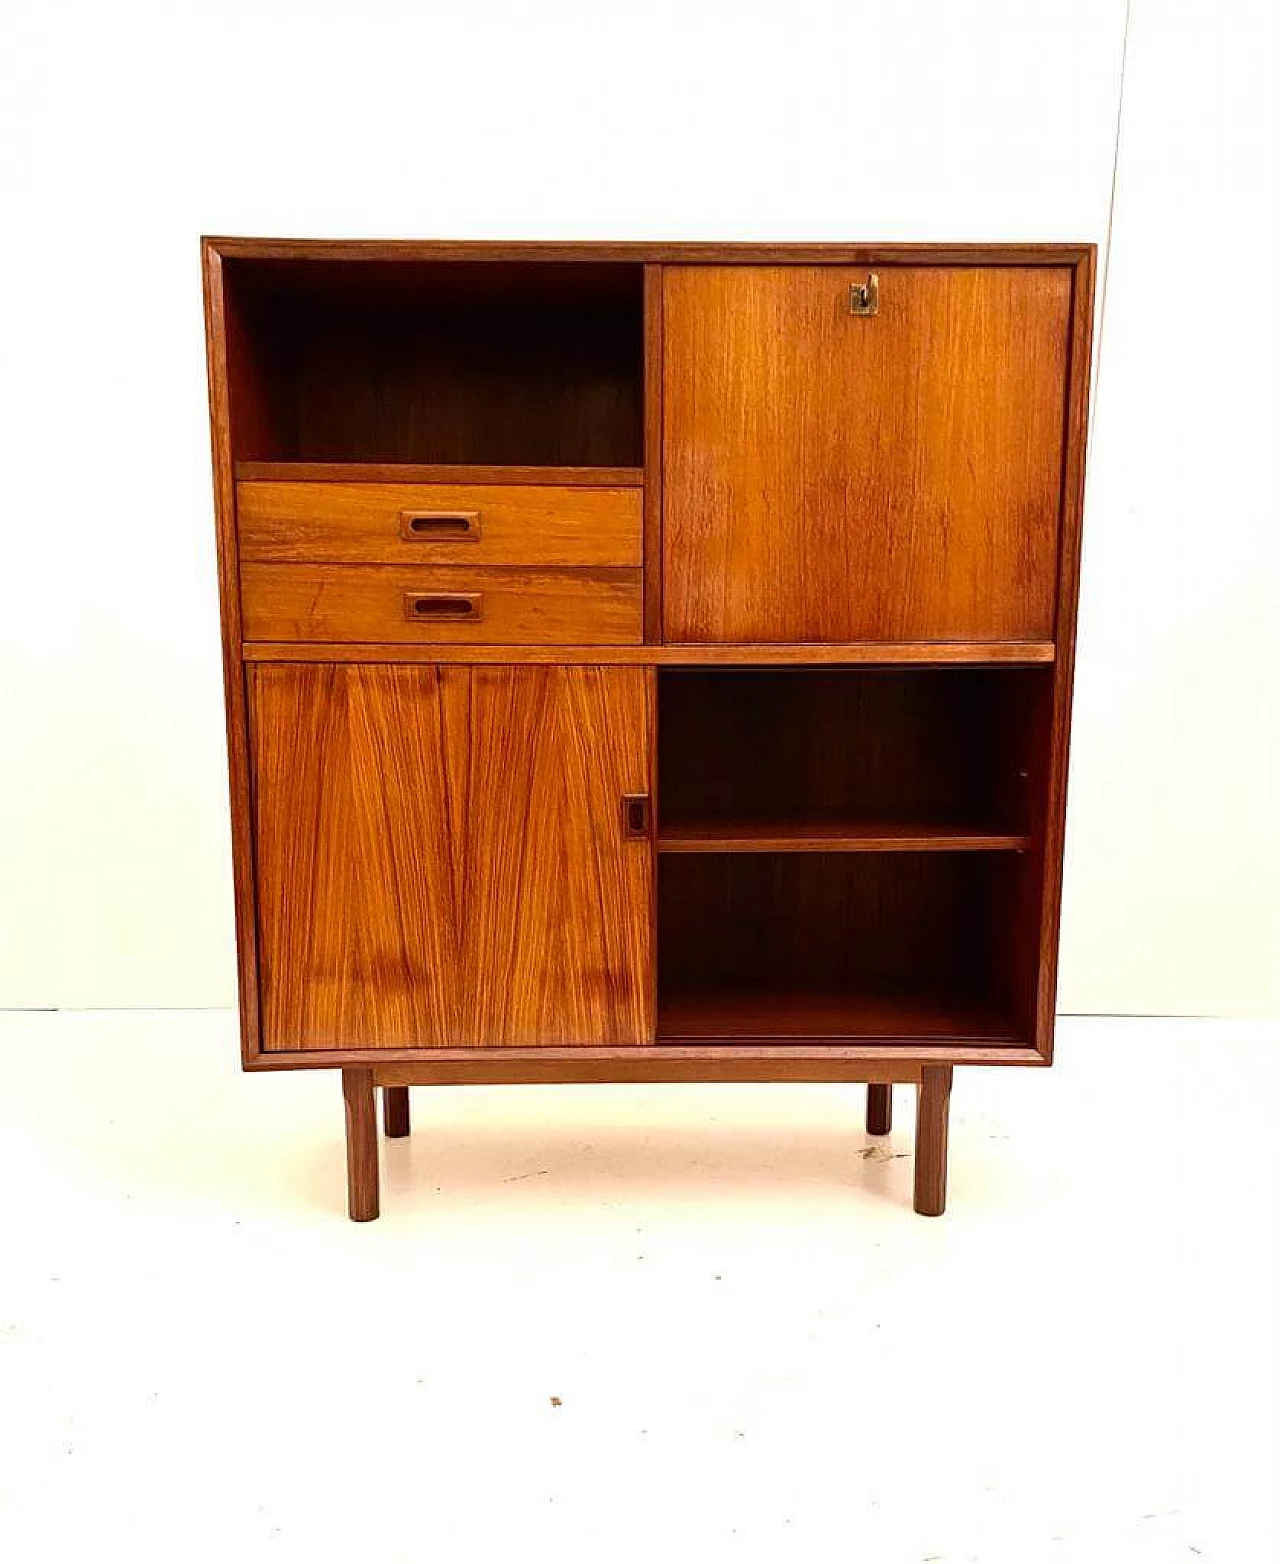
[241,562,643,644]
[249,663,653,1050]
[662,266,1070,643]
[209,239,1091,264]
[281,1043,1046,1077]
[642,264,664,641]
[238,481,642,566]
[240,640,1057,666]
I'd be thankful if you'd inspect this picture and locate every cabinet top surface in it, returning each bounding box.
[204,237,1094,266]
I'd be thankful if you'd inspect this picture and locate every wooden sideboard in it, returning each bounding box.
[202,239,1094,1221]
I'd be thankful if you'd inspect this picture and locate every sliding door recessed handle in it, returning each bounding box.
[621,793,651,839]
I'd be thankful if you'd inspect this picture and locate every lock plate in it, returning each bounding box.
[849,273,880,317]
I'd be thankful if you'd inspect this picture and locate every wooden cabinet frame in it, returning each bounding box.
[203,239,1094,1219]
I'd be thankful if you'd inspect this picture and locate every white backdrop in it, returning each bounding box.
[1060,0,1279,1017]
[1,0,1271,1016]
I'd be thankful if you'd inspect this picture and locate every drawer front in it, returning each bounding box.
[242,563,643,644]
[237,482,642,567]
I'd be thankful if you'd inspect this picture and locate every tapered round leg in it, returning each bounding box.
[866,1083,893,1136]
[384,1085,411,1138]
[913,1066,953,1217]
[342,1068,379,1222]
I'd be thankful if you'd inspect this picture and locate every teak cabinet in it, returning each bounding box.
[203,239,1094,1221]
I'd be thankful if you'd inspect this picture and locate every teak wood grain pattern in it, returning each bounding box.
[241,562,643,644]
[209,239,1091,264]
[662,266,1071,642]
[238,481,642,567]
[249,663,653,1050]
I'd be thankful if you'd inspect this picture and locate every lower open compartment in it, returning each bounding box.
[657,851,1038,1044]
[654,664,1049,1047]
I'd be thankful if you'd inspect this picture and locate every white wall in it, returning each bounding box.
[15,0,1248,1015]
[1059,0,1280,1017]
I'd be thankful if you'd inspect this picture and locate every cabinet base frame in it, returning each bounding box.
[253,1043,1045,1074]
[345,1061,957,1222]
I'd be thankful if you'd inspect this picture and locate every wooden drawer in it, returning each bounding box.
[241,563,643,644]
[237,482,642,567]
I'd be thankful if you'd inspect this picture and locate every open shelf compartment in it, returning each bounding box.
[658,852,1038,1044]
[658,666,1049,852]
[222,259,645,467]
[656,667,1051,1045]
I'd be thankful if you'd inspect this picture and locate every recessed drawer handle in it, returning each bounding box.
[400,510,482,541]
[402,592,484,623]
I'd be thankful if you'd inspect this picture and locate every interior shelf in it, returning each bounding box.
[658,985,1022,1042]
[658,810,1031,854]
[234,462,646,486]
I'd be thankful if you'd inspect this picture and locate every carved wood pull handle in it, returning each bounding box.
[621,793,651,839]
[402,592,484,623]
[400,510,482,541]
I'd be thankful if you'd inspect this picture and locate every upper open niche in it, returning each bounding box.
[222,259,645,468]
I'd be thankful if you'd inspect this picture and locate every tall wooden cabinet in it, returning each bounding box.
[203,240,1093,1221]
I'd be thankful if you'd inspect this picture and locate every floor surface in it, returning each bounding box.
[1,1012,1275,1562]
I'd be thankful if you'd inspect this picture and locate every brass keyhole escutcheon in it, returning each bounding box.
[849,273,880,316]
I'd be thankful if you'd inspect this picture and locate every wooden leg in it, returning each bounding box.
[383,1085,411,1138]
[866,1082,892,1136]
[342,1068,379,1222]
[913,1065,953,1217]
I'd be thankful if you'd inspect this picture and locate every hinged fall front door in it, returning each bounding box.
[249,663,653,1050]
[662,266,1072,643]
